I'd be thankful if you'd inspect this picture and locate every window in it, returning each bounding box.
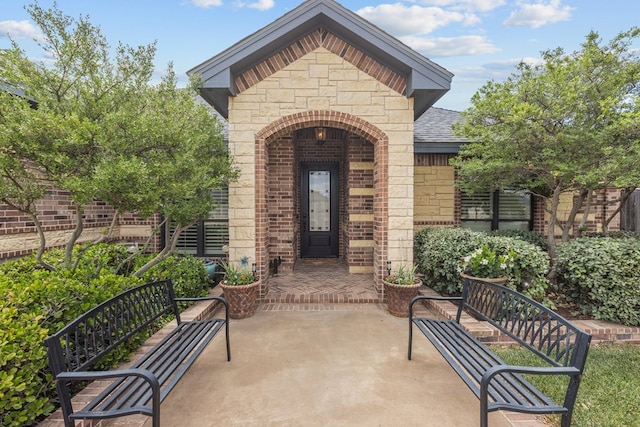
[461,189,532,231]
[170,189,229,257]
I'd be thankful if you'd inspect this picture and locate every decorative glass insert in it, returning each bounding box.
[309,171,331,231]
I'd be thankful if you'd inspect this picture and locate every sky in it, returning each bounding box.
[1,0,639,112]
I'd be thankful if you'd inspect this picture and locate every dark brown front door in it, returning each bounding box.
[301,162,339,258]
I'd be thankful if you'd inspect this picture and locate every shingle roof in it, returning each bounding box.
[413,107,467,153]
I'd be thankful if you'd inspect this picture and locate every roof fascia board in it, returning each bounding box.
[414,142,463,154]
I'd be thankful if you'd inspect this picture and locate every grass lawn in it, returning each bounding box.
[493,343,640,427]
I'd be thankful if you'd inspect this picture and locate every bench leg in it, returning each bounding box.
[408,319,414,360]
[225,320,231,362]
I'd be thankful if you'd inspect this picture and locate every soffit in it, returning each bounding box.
[188,0,453,120]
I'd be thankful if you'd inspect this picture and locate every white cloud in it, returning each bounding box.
[503,0,573,28]
[357,3,473,37]
[417,0,507,13]
[0,20,43,41]
[401,35,500,57]
[191,0,223,8]
[233,0,274,11]
[247,0,275,11]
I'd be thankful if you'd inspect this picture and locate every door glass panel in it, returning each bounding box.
[309,171,331,231]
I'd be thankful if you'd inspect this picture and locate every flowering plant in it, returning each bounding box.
[385,264,420,286]
[220,261,255,286]
[459,244,515,279]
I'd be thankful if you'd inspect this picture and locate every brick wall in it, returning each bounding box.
[0,188,158,261]
[346,136,374,271]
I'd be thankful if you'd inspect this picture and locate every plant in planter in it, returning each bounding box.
[383,264,423,317]
[219,261,260,319]
[459,244,515,285]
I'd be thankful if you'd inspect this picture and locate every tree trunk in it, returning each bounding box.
[602,188,634,235]
[133,220,193,277]
[547,183,563,261]
[64,205,84,270]
[576,190,593,237]
[563,188,588,241]
[30,210,55,271]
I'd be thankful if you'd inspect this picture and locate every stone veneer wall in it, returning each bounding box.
[414,154,457,230]
[229,44,413,287]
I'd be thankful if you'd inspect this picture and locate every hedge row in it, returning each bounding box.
[554,237,640,326]
[0,245,211,427]
[415,227,551,303]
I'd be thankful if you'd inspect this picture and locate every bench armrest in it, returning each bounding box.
[482,364,580,385]
[56,368,161,420]
[480,364,580,407]
[57,367,160,388]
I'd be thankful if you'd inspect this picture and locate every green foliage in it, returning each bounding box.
[220,261,256,286]
[451,28,640,254]
[0,259,137,427]
[139,254,210,299]
[494,344,640,427]
[491,229,549,251]
[554,237,640,326]
[385,264,419,285]
[460,244,515,279]
[0,2,238,271]
[0,245,209,426]
[415,227,550,302]
[0,308,53,427]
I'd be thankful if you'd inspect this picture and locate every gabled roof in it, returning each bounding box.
[189,0,452,119]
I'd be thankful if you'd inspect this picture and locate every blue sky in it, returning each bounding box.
[2,0,639,112]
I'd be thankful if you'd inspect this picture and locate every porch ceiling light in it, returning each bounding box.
[315,127,326,144]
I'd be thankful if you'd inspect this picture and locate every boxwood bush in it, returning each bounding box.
[554,237,640,326]
[0,245,210,427]
[415,227,550,302]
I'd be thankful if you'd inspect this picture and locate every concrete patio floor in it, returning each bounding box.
[144,308,522,427]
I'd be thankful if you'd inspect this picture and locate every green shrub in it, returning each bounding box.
[0,248,211,426]
[138,254,210,299]
[415,227,550,302]
[554,237,640,326]
[0,254,140,427]
[0,307,53,427]
[491,229,549,251]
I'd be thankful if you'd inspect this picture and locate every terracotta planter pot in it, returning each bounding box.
[384,279,423,317]
[220,280,260,319]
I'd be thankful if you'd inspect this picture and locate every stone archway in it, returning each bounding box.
[255,110,388,292]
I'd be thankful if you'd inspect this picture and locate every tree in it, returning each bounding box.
[451,28,640,260]
[0,3,238,275]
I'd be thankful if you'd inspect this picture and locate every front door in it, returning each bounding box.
[301,162,339,258]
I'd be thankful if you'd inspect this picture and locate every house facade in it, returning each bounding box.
[0,0,623,298]
[188,0,453,295]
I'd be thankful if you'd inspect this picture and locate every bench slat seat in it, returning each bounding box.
[408,278,591,427]
[413,318,563,413]
[45,280,230,427]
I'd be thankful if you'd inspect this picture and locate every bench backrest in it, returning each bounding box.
[44,280,179,377]
[459,277,591,372]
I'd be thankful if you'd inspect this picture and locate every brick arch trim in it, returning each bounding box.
[254,110,389,287]
[255,110,387,143]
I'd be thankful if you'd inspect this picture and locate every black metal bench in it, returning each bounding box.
[44,279,230,427]
[408,277,591,427]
